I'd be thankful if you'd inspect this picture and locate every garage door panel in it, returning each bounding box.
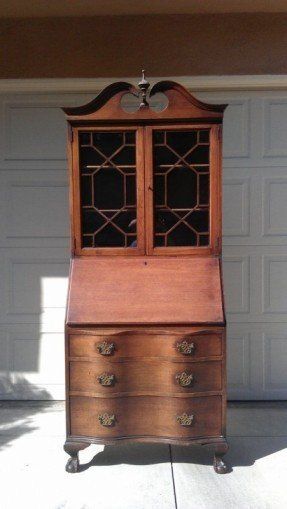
[223,177,251,237]
[263,177,287,236]
[0,248,69,328]
[0,93,92,171]
[222,99,250,158]
[0,324,65,401]
[262,255,287,314]
[263,98,287,158]
[223,255,250,314]
[228,323,287,400]
[0,170,69,248]
[201,91,287,168]
[0,328,9,372]
[0,88,285,399]
[224,246,287,325]
[262,330,287,399]
[4,102,66,161]
[227,323,264,400]
[227,330,252,396]
[224,168,287,246]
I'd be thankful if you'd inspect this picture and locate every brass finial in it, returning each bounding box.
[138,69,150,108]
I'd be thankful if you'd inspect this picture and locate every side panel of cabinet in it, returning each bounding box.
[71,126,145,256]
[145,124,222,256]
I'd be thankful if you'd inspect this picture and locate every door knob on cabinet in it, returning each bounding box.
[175,371,194,387]
[97,340,116,356]
[97,373,116,386]
[98,413,116,427]
[176,413,194,426]
[176,340,196,356]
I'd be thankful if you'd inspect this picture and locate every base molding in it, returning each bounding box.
[66,433,227,446]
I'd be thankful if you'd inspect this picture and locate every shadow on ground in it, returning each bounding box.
[77,402,287,472]
[1,400,287,473]
[79,436,287,473]
[0,379,58,450]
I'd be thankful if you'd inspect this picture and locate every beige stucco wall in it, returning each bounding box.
[1,13,286,78]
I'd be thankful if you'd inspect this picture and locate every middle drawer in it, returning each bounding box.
[70,359,222,395]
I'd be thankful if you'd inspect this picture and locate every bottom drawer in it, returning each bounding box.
[70,395,222,439]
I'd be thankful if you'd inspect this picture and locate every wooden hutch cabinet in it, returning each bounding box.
[62,73,228,474]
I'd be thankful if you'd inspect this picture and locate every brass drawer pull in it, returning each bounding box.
[97,340,115,356]
[98,413,116,427]
[97,373,116,387]
[176,340,196,356]
[176,413,194,426]
[175,371,194,387]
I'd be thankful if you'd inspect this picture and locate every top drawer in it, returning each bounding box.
[69,330,223,360]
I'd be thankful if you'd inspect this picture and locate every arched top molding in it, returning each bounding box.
[150,81,226,113]
[62,81,137,116]
[62,76,227,124]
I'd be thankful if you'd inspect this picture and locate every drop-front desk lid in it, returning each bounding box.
[67,256,225,326]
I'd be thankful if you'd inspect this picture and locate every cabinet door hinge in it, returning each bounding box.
[73,238,77,252]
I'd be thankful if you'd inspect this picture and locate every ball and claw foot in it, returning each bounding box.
[64,440,90,473]
[64,440,90,474]
[213,441,228,474]
[64,441,90,473]
[65,455,79,473]
[213,454,227,474]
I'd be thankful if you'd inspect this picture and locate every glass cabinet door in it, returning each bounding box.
[74,127,144,254]
[145,125,220,255]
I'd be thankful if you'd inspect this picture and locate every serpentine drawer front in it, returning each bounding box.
[63,76,228,474]
[69,359,222,395]
[69,331,223,360]
[69,395,222,439]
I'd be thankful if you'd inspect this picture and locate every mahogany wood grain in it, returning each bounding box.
[68,325,224,334]
[63,81,226,124]
[221,328,227,437]
[63,79,228,473]
[69,395,222,438]
[69,330,222,360]
[72,126,145,256]
[65,81,226,257]
[66,435,227,447]
[69,359,222,395]
[67,256,225,325]
[144,124,222,256]
[71,123,222,257]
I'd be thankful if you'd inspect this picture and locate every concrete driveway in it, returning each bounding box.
[0,401,286,509]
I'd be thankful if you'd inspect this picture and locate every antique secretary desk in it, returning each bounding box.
[62,73,228,474]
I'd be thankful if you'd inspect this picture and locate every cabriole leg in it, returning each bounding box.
[213,440,229,474]
[64,440,89,473]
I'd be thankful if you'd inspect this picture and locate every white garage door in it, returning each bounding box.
[0,82,286,400]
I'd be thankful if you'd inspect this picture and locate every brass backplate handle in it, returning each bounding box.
[175,371,194,387]
[176,413,194,426]
[98,413,116,427]
[176,340,196,356]
[97,340,116,356]
[97,373,116,387]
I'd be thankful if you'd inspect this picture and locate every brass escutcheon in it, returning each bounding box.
[97,340,115,356]
[175,371,194,387]
[176,340,196,356]
[98,413,116,427]
[176,413,194,426]
[97,373,116,387]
